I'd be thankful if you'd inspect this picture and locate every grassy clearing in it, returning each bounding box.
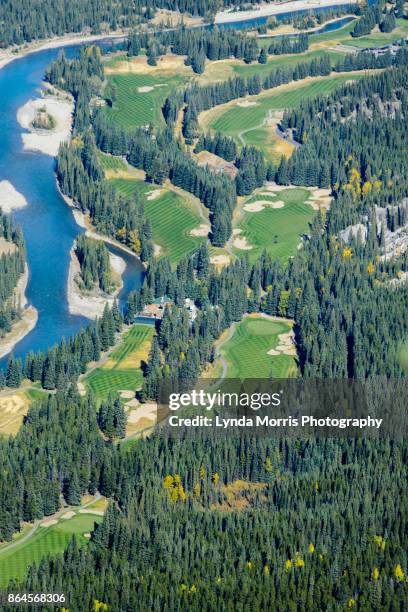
[218,315,297,379]
[0,514,102,586]
[84,324,154,402]
[201,49,342,83]
[111,177,206,263]
[341,19,408,48]
[202,74,362,142]
[102,72,183,130]
[236,187,315,263]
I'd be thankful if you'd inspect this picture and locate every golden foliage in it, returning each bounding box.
[394,564,404,581]
[308,543,315,554]
[366,262,375,274]
[342,247,352,259]
[372,567,380,580]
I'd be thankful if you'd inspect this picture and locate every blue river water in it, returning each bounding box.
[0,44,144,366]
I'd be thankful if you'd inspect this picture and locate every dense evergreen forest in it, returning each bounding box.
[2,388,408,610]
[126,27,310,74]
[74,235,113,294]
[0,0,268,48]
[0,211,27,338]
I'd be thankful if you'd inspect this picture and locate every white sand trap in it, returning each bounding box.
[120,390,135,399]
[232,228,242,236]
[41,519,58,527]
[233,236,252,250]
[125,398,140,408]
[267,348,280,356]
[84,533,91,538]
[310,188,331,198]
[210,254,230,265]
[61,511,76,520]
[153,243,162,256]
[259,191,276,197]
[147,189,162,200]
[190,223,210,237]
[244,201,267,212]
[237,100,257,107]
[127,402,157,424]
[78,509,104,516]
[138,86,154,93]
[0,181,28,213]
[270,200,284,209]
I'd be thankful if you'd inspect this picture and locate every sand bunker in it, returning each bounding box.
[61,511,76,520]
[84,533,91,538]
[127,402,157,424]
[190,223,210,237]
[17,92,73,156]
[138,86,154,93]
[237,100,257,107]
[147,189,162,201]
[0,181,28,213]
[210,254,230,266]
[265,182,296,192]
[270,200,284,209]
[233,236,252,250]
[41,519,58,527]
[120,390,135,399]
[153,243,162,256]
[79,509,104,516]
[267,330,296,357]
[244,201,267,212]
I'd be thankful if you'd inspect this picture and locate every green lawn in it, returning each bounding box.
[236,188,315,263]
[98,151,128,172]
[342,19,408,48]
[0,514,101,586]
[219,316,297,379]
[111,178,207,264]
[102,73,183,130]
[205,75,362,141]
[84,324,154,402]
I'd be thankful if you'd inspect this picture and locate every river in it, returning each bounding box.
[0,44,144,366]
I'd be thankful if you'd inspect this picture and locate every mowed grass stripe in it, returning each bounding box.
[0,515,101,586]
[220,316,297,379]
[237,188,314,263]
[111,178,205,263]
[102,73,182,129]
[207,75,363,138]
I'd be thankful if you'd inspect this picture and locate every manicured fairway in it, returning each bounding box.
[203,74,363,145]
[111,178,206,264]
[218,316,297,379]
[102,73,182,129]
[235,188,315,263]
[98,151,127,173]
[0,514,101,586]
[84,324,154,402]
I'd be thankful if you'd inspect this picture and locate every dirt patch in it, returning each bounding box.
[210,254,230,266]
[190,223,210,237]
[152,8,204,28]
[105,54,190,76]
[0,237,17,256]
